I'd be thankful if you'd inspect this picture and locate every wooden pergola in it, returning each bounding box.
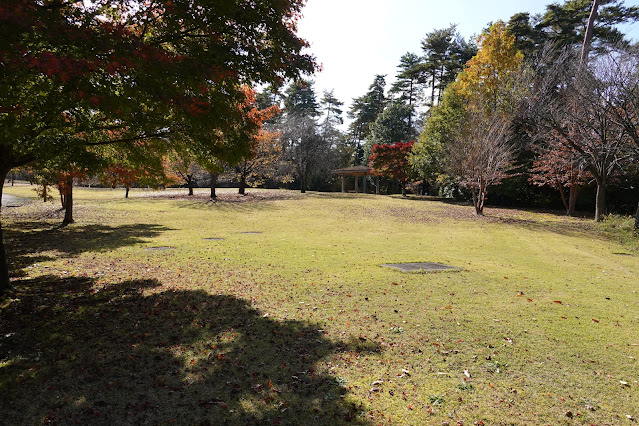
[331,165,379,194]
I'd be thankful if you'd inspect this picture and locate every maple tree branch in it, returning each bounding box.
[84,131,173,146]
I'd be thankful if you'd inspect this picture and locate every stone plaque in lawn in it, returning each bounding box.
[240,231,262,234]
[381,262,462,272]
[203,238,224,241]
[144,246,174,251]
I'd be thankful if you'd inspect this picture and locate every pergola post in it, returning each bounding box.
[330,166,375,194]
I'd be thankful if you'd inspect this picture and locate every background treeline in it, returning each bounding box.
[7,0,639,220]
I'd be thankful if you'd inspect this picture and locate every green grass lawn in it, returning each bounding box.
[2,185,638,425]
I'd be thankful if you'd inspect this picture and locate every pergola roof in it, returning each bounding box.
[331,165,373,176]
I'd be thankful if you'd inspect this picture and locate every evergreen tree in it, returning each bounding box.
[347,75,388,163]
[390,53,425,107]
[284,80,320,117]
[320,90,344,129]
[421,25,457,108]
[507,0,639,58]
[319,90,345,154]
[445,35,479,88]
[421,26,477,109]
[507,12,544,57]
[369,102,417,147]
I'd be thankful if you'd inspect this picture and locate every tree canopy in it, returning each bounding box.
[0,0,317,293]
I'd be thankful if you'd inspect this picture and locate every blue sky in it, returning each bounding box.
[297,0,639,119]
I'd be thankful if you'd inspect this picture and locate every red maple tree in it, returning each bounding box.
[369,141,415,195]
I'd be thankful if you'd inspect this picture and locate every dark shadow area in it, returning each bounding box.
[381,262,463,272]
[393,195,604,240]
[481,214,597,238]
[0,276,372,424]
[177,201,287,214]
[4,222,170,279]
[135,191,300,213]
[309,192,378,199]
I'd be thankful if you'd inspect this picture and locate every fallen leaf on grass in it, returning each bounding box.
[553,301,562,304]
[592,318,599,323]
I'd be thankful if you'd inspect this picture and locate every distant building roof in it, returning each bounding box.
[331,165,373,176]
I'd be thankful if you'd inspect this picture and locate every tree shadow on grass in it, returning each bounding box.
[390,195,605,240]
[0,276,374,424]
[4,222,171,279]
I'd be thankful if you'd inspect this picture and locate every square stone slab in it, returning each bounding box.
[381,262,462,272]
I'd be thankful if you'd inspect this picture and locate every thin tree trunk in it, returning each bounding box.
[634,201,639,233]
[568,186,579,216]
[558,186,569,215]
[471,188,480,215]
[474,185,486,215]
[430,71,436,107]
[62,176,74,225]
[595,179,606,222]
[125,186,130,198]
[187,175,194,196]
[0,167,10,295]
[300,174,307,194]
[210,172,218,199]
[581,0,599,64]
[42,184,48,202]
[238,175,246,195]
[477,193,485,215]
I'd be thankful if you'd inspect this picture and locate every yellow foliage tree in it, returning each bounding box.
[454,21,524,112]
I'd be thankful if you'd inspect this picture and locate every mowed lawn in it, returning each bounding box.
[1,185,638,425]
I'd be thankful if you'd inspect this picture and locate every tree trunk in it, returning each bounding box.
[594,179,606,222]
[62,176,74,225]
[634,201,639,234]
[558,186,569,215]
[581,0,599,64]
[187,175,194,196]
[42,184,48,202]
[568,186,579,217]
[430,71,436,108]
[473,186,486,215]
[125,185,130,198]
[238,175,246,195]
[0,167,10,295]
[210,172,218,199]
[471,188,482,215]
[300,174,307,194]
